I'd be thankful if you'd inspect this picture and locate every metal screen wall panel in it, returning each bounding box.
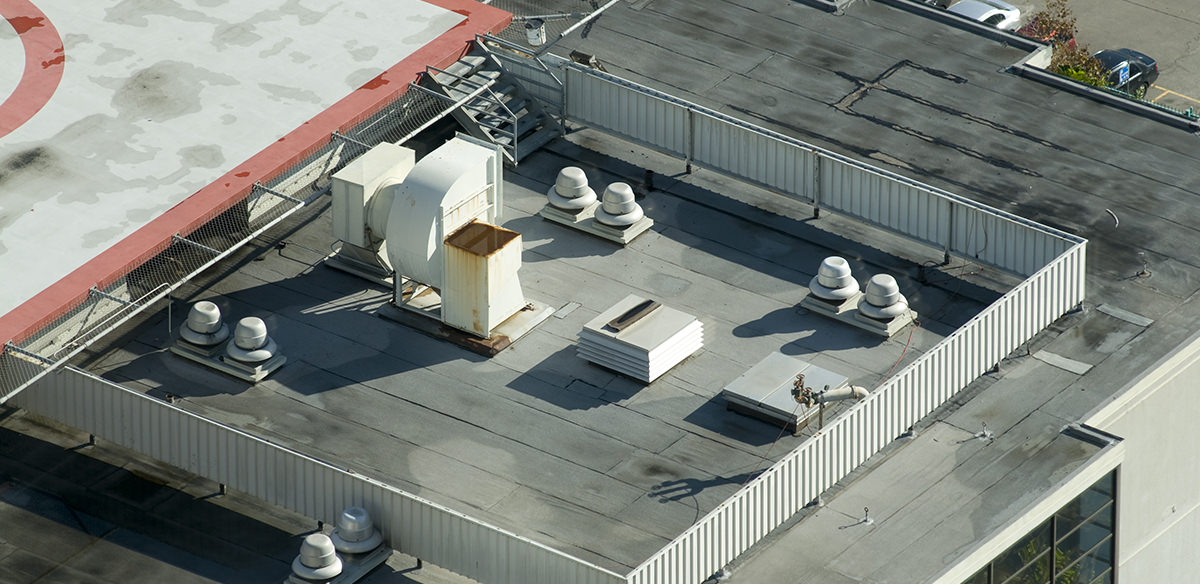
[818,161,952,249]
[13,368,625,584]
[10,58,1091,584]
[627,243,1085,584]
[692,111,817,202]
[565,69,689,158]
[949,205,1068,277]
[555,63,1084,279]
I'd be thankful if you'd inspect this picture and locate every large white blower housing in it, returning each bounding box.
[329,135,547,343]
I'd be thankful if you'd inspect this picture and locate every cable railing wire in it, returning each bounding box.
[0,84,452,403]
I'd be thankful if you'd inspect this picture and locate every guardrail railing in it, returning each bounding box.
[0,80,458,405]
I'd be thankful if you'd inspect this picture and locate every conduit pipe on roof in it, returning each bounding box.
[817,385,870,403]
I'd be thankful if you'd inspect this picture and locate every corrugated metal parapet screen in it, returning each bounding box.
[557,63,1083,279]
[12,368,626,584]
[627,242,1086,584]
[691,110,818,203]
[818,162,953,248]
[565,69,690,158]
[10,55,1092,584]
[503,58,1092,584]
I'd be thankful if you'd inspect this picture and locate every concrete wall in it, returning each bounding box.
[1085,331,1200,582]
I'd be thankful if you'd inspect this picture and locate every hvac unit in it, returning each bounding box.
[328,135,551,352]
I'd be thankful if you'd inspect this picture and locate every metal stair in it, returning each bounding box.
[416,52,560,164]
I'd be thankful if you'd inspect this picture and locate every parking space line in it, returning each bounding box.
[1150,85,1200,105]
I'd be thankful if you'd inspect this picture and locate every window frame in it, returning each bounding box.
[963,469,1118,584]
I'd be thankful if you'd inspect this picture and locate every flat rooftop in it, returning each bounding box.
[0,405,477,584]
[552,0,1200,305]
[0,0,472,315]
[7,0,1200,581]
[540,0,1200,581]
[79,125,999,571]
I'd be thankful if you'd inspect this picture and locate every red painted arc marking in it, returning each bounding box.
[0,0,64,138]
[0,0,510,347]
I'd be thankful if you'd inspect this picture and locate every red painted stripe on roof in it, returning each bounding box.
[0,0,511,345]
[0,0,66,138]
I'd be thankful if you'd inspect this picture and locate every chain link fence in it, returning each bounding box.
[0,80,455,403]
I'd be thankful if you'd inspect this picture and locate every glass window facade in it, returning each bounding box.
[963,470,1116,584]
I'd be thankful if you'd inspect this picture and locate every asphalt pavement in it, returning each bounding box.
[983,0,1200,113]
[940,0,1199,113]
[1072,0,1200,113]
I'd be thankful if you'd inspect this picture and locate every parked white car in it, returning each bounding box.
[946,0,1022,31]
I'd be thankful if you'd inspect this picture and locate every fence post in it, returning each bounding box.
[685,108,695,174]
[945,202,955,265]
[812,154,822,219]
[562,67,571,127]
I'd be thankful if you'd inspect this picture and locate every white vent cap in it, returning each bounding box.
[180,301,230,346]
[809,256,860,300]
[555,167,591,197]
[234,317,268,350]
[226,317,279,363]
[816,257,854,289]
[331,506,384,554]
[187,301,223,333]
[864,274,902,307]
[596,182,644,226]
[292,533,343,580]
[548,166,597,211]
[859,274,909,319]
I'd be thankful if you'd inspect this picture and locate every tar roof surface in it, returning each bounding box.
[80,123,1000,571]
[538,0,1200,580]
[555,0,1200,309]
[21,0,1200,582]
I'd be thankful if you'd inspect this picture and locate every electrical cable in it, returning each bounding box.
[740,399,805,488]
[879,319,919,383]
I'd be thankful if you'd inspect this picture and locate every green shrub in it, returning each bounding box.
[1050,39,1107,88]
[1025,0,1109,89]
[1058,65,1106,88]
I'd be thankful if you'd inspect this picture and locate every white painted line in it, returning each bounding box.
[1096,304,1154,327]
[1033,351,1093,376]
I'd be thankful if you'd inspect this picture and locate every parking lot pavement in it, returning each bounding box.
[1072,0,1200,112]
[1147,85,1200,114]
[942,0,1199,113]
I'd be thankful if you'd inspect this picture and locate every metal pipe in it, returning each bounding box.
[537,0,620,55]
[512,12,589,22]
[817,385,869,403]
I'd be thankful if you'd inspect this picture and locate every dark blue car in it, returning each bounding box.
[1093,49,1159,97]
